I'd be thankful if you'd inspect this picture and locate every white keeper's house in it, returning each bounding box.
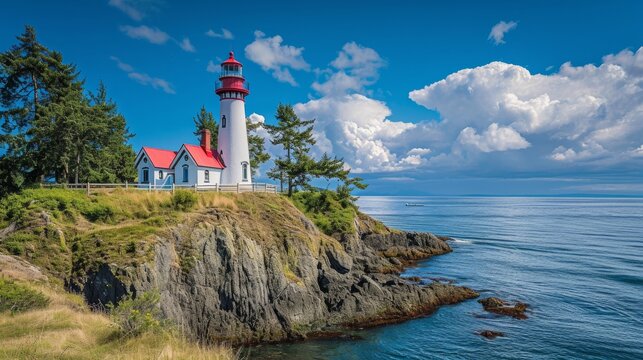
[135,52,252,188]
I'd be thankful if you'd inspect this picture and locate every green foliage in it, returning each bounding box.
[171,190,197,211]
[265,104,367,202]
[193,105,218,149]
[2,232,39,256]
[0,279,49,314]
[109,291,164,338]
[0,26,135,195]
[292,190,357,235]
[247,117,270,176]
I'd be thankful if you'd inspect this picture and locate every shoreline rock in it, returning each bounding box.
[478,330,505,339]
[478,297,529,319]
[63,198,479,344]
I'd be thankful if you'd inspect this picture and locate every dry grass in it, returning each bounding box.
[0,282,236,360]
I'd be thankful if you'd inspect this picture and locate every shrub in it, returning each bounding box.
[109,291,164,338]
[291,190,356,236]
[171,190,197,211]
[81,203,115,222]
[0,279,50,314]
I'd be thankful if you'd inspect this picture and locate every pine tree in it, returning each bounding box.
[247,118,270,177]
[0,25,54,187]
[1,26,136,193]
[265,104,316,196]
[193,105,217,149]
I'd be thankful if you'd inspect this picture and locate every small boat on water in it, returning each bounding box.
[405,203,425,207]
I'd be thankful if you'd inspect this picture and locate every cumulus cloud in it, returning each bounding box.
[488,21,517,45]
[110,56,175,94]
[119,25,170,44]
[294,94,418,172]
[205,28,233,40]
[408,47,643,172]
[178,37,196,52]
[244,31,310,86]
[457,123,530,152]
[313,42,385,96]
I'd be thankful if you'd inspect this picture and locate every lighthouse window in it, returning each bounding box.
[142,167,149,183]
[182,165,189,183]
[204,170,210,183]
[242,162,248,182]
[222,115,226,128]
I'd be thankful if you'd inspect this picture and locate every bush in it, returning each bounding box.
[291,190,356,236]
[0,279,50,314]
[109,291,164,338]
[171,190,197,211]
[81,203,115,222]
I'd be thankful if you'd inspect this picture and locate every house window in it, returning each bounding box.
[242,162,248,182]
[205,170,210,183]
[159,170,164,179]
[143,157,148,163]
[222,115,226,128]
[142,167,149,183]
[184,154,188,161]
[182,165,189,183]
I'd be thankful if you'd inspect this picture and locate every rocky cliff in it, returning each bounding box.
[64,193,478,344]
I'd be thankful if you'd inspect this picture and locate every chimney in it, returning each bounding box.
[200,129,211,153]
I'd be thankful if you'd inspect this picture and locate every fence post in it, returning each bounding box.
[87,182,90,195]
[194,183,198,192]
[236,183,240,193]
[172,183,175,194]
[148,182,151,192]
[216,183,219,192]
[265,183,268,193]
[125,181,128,190]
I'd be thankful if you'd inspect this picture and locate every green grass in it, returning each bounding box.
[0,278,50,314]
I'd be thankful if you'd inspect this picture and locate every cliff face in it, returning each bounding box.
[68,194,478,344]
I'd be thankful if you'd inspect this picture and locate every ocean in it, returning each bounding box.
[251,197,643,359]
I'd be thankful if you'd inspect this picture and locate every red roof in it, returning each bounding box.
[183,144,225,169]
[142,147,176,169]
[221,51,242,66]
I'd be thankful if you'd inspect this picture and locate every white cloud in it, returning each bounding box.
[632,145,643,157]
[244,30,310,86]
[206,60,218,73]
[294,94,418,172]
[313,42,385,96]
[457,123,530,152]
[205,28,233,40]
[119,25,169,44]
[248,113,265,124]
[408,47,643,170]
[488,21,517,45]
[108,0,143,21]
[110,56,175,94]
[178,37,196,52]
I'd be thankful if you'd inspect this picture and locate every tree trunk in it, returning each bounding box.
[74,151,80,184]
[31,72,38,113]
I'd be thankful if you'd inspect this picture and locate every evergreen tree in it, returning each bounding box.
[265,104,316,196]
[1,26,136,193]
[193,105,217,149]
[246,118,270,177]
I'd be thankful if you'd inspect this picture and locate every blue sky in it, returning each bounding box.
[2,0,642,195]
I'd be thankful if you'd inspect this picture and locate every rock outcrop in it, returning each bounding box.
[67,195,478,344]
[478,297,529,319]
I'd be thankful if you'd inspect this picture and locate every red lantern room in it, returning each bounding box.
[215,51,250,100]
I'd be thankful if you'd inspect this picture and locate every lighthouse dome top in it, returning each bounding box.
[221,51,242,67]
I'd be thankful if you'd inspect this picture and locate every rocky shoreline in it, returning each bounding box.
[68,200,479,344]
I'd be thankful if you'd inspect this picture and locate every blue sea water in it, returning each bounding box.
[251,197,643,359]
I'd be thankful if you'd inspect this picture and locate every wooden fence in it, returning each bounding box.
[40,182,279,194]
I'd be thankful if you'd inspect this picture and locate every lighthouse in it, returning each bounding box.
[215,51,252,185]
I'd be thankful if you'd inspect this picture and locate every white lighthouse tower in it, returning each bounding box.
[216,52,252,185]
